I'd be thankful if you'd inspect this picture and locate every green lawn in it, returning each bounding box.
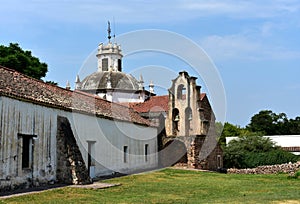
[1,168,300,204]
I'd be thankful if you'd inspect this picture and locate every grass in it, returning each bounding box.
[1,168,300,204]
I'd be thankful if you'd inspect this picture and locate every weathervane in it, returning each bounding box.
[107,21,112,42]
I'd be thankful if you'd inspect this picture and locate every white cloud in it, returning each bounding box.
[180,0,300,18]
[2,0,300,26]
[200,33,300,61]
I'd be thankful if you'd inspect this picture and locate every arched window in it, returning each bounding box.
[177,84,186,100]
[172,108,180,135]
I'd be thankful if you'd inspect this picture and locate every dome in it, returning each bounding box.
[80,71,140,91]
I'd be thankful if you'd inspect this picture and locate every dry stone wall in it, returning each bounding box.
[228,161,300,175]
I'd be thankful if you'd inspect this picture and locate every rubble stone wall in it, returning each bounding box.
[56,116,92,185]
[227,161,300,175]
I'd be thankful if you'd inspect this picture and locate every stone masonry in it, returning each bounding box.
[56,116,92,185]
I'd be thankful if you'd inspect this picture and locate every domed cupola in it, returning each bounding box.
[75,21,151,103]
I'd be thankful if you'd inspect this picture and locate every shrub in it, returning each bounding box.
[224,135,299,168]
[244,149,299,168]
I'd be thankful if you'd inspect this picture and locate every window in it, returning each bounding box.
[87,141,96,178]
[145,144,149,162]
[87,141,96,167]
[18,134,36,169]
[22,137,31,168]
[102,58,108,71]
[217,155,222,168]
[123,146,128,163]
[118,59,122,71]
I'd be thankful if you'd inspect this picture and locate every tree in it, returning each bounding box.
[286,117,300,135]
[224,135,299,168]
[247,110,290,135]
[0,43,48,79]
[247,110,300,135]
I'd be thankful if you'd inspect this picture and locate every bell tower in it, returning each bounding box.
[166,71,202,137]
[96,21,123,72]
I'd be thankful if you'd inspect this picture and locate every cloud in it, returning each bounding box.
[181,0,300,18]
[2,0,300,26]
[200,33,300,61]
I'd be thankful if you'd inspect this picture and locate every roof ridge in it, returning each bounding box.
[0,66,151,126]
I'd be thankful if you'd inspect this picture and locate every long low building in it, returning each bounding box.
[0,65,158,190]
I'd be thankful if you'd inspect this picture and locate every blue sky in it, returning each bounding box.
[1,0,300,126]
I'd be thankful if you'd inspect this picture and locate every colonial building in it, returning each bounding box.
[0,65,158,191]
[0,26,223,192]
[73,25,223,171]
[130,71,223,170]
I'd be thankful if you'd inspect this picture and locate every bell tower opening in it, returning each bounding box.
[177,84,186,100]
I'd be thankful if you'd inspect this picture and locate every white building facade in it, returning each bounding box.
[0,65,158,191]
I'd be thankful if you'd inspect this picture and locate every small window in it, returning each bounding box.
[118,59,122,71]
[18,134,36,169]
[87,141,96,167]
[145,144,149,162]
[123,146,128,163]
[102,58,108,71]
[217,155,222,168]
[22,137,31,168]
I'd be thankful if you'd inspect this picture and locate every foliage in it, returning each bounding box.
[2,168,300,203]
[244,150,299,168]
[45,81,58,86]
[223,135,298,168]
[247,110,300,135]
[0,43,48,79]
[218,122,262,148]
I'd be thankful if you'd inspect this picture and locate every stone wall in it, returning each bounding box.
[228,161,300,175]
[56,116,92,185]
[160,135,223,170]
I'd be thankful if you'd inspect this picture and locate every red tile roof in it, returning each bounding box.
[130,95,169,113]
[0,65,151,126]
[130,93,207,114]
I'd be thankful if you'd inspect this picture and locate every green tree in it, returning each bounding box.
[0,43,48,79]
[224,135,299,168]
[247,110,300,135]
[287,117,300,134]
[247,110,291,135]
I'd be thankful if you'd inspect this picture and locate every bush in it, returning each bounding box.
[224,135,299,168]
[244,149,299,168]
